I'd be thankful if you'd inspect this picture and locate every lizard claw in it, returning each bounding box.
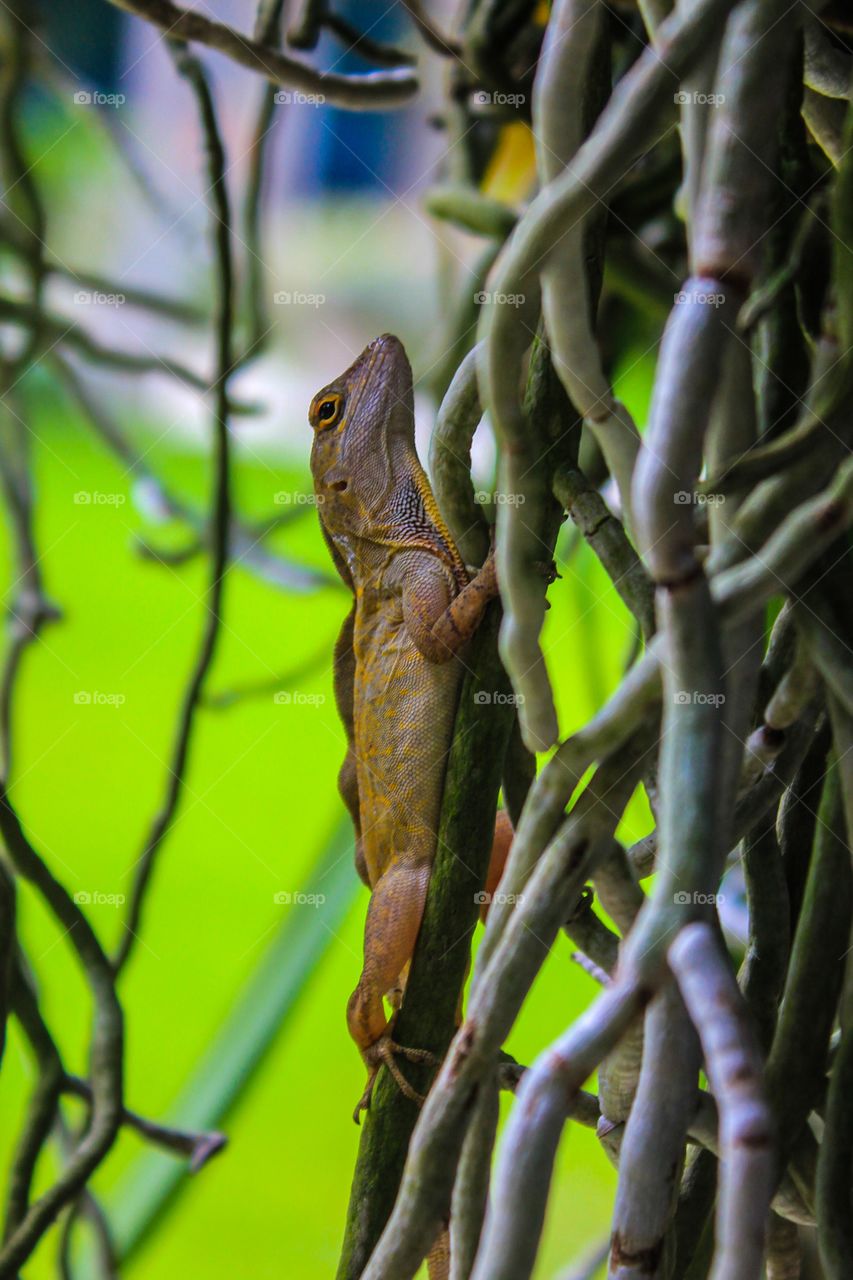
[353,1035,439,1123]
[534,558,560,584]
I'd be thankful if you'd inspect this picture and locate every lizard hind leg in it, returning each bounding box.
[386,958,410,1012]
[347,854,439,1120]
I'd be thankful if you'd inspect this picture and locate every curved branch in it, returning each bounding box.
[105,0,417,108]
[804,17,852,100]
[62,1075,226,1171]
[449,1071,499,1280]
[430,343,490,566]
[553,467,655,639]
[4,955,63,1236]
[114,40,234,973]
[0,800,123,1275]
[765,760,853,1163]
[669,923,775,1280]
[535,0,640,530]
[816,961,853,1278]
[479,0,742,528]
[471,983,644,1280]
[399,0,462,59]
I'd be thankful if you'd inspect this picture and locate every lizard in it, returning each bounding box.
[308,333,512,1122]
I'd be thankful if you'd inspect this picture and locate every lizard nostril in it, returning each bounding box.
[331,480,349,492]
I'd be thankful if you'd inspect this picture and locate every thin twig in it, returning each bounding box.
[0,803,123,1276]
[62,1075,226,1170]
[0,295,255,409]
[105,0,417,107]
[114,40,234,973]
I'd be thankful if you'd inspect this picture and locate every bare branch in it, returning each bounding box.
[105,0,417,108]
[114,38,235,973]
[670,923,775,1280]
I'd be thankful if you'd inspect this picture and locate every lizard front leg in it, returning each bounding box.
[347,852,438,1121]
[402,551,498,663]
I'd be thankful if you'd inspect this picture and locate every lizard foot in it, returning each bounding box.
[353,1036,439,1123]
[534,558,560,584]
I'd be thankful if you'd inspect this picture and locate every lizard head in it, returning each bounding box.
[308,333,416,537]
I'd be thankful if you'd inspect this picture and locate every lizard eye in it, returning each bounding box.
[312,393,343,429]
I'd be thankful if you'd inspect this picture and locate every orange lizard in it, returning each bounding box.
[309,334,512,1121]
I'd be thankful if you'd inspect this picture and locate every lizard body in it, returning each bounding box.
[309,334,506,1117]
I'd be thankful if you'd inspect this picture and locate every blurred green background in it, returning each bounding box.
[0,10,661,1275]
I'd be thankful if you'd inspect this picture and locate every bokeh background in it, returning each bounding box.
[0,2,669,1274]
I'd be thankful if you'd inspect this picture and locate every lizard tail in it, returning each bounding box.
[427,1226,450,1280]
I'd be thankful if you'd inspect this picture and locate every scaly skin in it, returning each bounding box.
[309,334,504,1118]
